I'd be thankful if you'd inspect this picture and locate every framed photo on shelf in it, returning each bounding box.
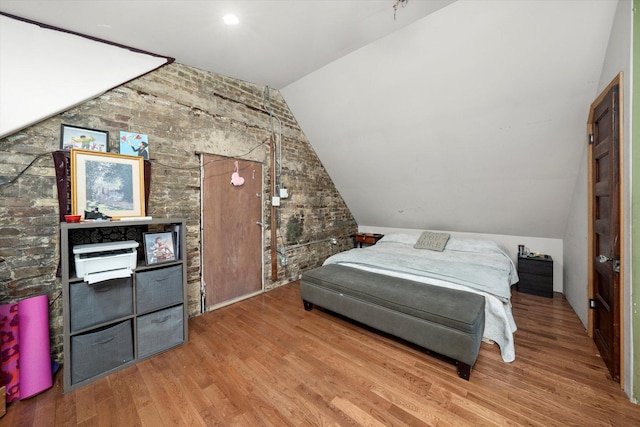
[71,149,145,219]
[60,124,109,152]
[143,232,176,265]
[119,131,149,160]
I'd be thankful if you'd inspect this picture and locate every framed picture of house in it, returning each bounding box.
[60,124,109,152]
[143,231,176,265]
[71,149,145,219]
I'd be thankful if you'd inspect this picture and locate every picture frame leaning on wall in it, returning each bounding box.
[143,231,176,265]
[60,124,109,152]
[71,149,145,219]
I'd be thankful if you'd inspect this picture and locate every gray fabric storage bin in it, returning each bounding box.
[71,320,133,385]
[136,265,183,314]
[136,305,184,358]
[70,277,133,332]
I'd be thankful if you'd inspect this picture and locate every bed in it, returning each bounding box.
[322,232,519,362]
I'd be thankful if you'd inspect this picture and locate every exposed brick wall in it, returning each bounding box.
[0,63,357,361]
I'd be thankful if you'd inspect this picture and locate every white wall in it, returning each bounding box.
[562,0,633,397]
[358,225,563,292]
[562,144,589,327]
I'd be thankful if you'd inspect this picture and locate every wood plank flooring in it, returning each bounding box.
[4,282,640,426]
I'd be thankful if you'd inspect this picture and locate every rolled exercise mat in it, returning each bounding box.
[0,302,20,403]
[18,295,52,399]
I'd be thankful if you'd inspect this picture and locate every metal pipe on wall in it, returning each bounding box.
[270,135,278,280]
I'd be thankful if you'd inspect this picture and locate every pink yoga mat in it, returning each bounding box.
[18,295,52,399]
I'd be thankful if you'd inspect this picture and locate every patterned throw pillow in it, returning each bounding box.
[413,231,450,251]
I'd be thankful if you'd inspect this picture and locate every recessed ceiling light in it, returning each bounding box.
[223,14,239,26]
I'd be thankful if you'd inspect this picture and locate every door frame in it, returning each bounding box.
[586,72,625,387]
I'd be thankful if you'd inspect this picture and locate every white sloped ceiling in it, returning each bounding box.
[281,0,618,238]
[0,15,169,138]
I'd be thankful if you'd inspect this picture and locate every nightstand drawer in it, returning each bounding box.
[518,272,553,297]
[358,235,380,245]
[351,233,384,247]
[518,257,552,276]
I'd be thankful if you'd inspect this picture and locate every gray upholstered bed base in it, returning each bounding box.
[300,264,485,380]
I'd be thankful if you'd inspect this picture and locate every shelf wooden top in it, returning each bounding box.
[61,218,185,229]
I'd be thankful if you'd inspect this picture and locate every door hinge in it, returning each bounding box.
[589,134,594,145]
[589,299,597,309]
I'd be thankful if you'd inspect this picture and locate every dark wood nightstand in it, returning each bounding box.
[351,233,384,248]
[517,255,553,298]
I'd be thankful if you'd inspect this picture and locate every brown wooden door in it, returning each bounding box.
[202,154,263,309]
[590,83,620,382]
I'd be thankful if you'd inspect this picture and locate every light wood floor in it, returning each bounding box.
[4,282,640,426]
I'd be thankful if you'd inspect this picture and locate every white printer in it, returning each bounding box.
[73,240,139,284]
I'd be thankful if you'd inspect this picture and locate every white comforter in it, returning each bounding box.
[323,232,518,362]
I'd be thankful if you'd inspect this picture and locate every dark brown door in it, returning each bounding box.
[590,83,620,382]
[202,154,263,309]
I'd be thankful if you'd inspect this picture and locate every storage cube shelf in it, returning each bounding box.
[60,218,187,392]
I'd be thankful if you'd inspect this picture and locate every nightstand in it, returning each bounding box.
[517,255,553,298]
[351,233,384,248]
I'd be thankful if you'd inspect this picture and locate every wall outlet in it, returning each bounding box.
[279,188,289,198]
[279,254,288,266]
[271,196,280,206]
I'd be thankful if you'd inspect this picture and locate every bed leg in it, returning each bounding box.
[303,300,313,311]
[456,362,471,380]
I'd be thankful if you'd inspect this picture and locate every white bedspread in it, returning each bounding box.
[323,232,518,362]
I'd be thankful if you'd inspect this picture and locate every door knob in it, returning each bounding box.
[598,254,620,273]
[256,221,263,227]
[598,254,611,263]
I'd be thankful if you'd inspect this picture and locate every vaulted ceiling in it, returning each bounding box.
[0,0,621,238]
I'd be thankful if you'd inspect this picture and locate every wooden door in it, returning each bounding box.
[589,82,620,382]
[202,154,263,309]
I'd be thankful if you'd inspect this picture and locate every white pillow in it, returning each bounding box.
[376,232,424,245]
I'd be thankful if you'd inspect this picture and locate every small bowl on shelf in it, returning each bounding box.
[64,215,81,223]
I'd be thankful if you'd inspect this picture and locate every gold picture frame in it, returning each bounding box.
[71,149,145,219]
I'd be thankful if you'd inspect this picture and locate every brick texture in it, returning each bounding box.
[0,63,357,361]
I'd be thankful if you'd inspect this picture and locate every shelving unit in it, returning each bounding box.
[60,218,187,392]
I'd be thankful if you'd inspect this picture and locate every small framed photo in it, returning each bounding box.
[60,124,109,152]
[119,131,149,160]
[143,232,176,265]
